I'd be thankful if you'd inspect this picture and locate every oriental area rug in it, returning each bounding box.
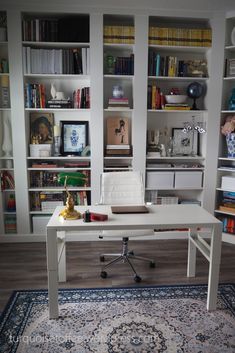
[0,284,235,353]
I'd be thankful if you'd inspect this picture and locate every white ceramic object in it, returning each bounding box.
[2,111,12,157]
[231,27,235,46]
[29,144,51,157]
[165,95,187,104]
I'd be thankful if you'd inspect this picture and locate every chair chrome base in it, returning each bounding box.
[100,237,155,282]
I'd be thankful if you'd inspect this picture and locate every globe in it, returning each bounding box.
[187,82,203,110]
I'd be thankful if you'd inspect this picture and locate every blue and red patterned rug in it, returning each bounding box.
[0,284,235,353]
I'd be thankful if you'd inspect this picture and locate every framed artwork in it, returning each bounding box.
[60,121,88,155]
[172,128,198,156]
[106,117,129,145]
[30,113,54,144]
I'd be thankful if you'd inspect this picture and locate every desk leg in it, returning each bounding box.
[58,231,66,283]
[46,228,59,319]
[187,228,197,277]
[207,223,222,311]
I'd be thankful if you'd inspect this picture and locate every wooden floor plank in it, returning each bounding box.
[0,240,235,312]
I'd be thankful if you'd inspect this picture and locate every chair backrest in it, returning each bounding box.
[100,171,145,205]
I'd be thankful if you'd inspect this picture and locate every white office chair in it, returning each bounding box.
[99,171,155,282]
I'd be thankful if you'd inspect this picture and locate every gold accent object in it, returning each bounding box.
[59,176,81,220]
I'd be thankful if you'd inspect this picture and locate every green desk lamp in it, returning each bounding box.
[57,172,87,220]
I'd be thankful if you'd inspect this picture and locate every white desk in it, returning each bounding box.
[46,204,222,319]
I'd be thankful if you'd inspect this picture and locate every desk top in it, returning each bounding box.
[47,204,221,231]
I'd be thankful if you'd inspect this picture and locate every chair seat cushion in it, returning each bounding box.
[101,229,154,239]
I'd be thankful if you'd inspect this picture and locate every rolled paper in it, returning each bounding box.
[53,125,60,137]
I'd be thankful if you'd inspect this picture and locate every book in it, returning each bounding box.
[106,144,130,149]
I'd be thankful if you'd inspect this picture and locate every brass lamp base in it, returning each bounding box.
[59,208,81,220]
[59,193,81,220]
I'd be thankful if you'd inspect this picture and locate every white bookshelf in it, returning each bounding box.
[0,8,229,241]
[214,15,235,245]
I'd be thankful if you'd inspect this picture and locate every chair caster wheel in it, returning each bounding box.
[100,271,107,279]
[129,251,134,255]
[100,256,105,262]
[134,275,141,283]
[150,261,155,268]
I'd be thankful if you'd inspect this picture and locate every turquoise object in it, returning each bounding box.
[228,88,235,110]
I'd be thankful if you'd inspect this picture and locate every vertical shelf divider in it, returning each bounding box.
[90,13,104,204]
[132,15,148,182]
[7,9,30,234]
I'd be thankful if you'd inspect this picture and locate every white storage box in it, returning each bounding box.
[174,171,203,188]
[32,216,51,234]
[146,172,174,189]
[221,176,235,190]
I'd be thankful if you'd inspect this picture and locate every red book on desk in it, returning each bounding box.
[90,212,108,221]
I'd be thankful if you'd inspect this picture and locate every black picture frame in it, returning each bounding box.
[60,121,89,156]
[172,128,199,156]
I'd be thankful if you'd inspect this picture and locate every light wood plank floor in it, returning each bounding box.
[0,240,235,312]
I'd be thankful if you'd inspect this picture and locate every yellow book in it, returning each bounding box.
[149,26,154,45]
[196,29,203,47]
[168,27,173,46]
[161,27,168,46]
[177,28,183,46]
[171,28,178,46]
[202,29,212,47]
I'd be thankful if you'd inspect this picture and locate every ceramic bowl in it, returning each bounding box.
[165,95,187,104]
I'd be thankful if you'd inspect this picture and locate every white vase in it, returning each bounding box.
[2,111,12,157]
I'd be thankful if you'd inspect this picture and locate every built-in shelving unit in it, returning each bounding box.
[0,7,231,242]
[214,15,235,245]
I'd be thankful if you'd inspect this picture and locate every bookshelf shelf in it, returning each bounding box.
[0,157,14,160]
[104,156,133,160]
[24,74,90,79]
[104,108,133,112]
[216,187,235,192]
[222,232,235,244]
[28,187,91,192]
[225,45,235,51]
[22,41,90,48]
[29,211,53,215]
[221,110,235,113]
[146,156,205,160]
[147,109,207,113]
[146,167,204,171]
[103,43,134,50]
[223,76,235,80]
[104,74,133,79]
[27,156,91,160]
[0,41,8,46]
[0,168,14,171]
[214,209,235,216]
[2,189,15,192]
[0,73,9,76]
[145,187,203,191]
[218,157,235,161]
[218,167,235,172]
[148,76,208,81]
[25,108,90,112]
[3,212,16,215]
[148,44,210,53]
[28,167,91,171]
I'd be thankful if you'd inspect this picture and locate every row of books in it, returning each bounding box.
[107,97,130,110]
[30,190,90,211]
[30,170,90,188]
[147,85,190,110]
[219,217,235,234]
[0,171,15,191]
[218,191,235,214]
[23,47,90,75]
[104,55,134,75]
[22,16,89,43]
[149,27,212,47]
[24,83,90,109]
[103,25,135,44]
[4,215,17,234]
[225,58,235,77]
[148,52,208,77]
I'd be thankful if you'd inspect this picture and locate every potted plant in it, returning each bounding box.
[221,115,235,157]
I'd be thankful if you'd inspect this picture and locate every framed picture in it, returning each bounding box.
[61,121,88,155]
[106,117,129,145]
[30,113,54,144]
[172,128,198,156]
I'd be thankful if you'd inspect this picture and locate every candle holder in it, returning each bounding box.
[54,136,61,156]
